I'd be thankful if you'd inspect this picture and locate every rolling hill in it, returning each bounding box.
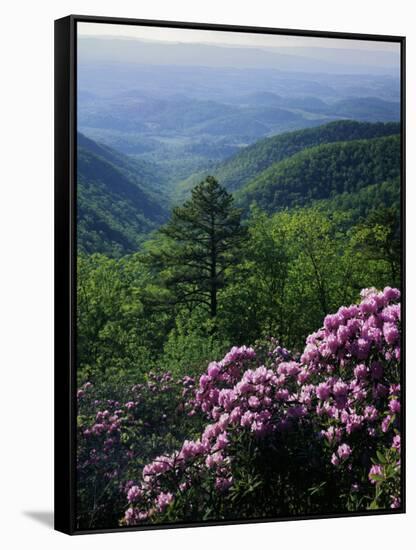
[235,134,400,213]
[176,120,400,199]
[326,97,400,122]
[76,122,401,256]
[77,133,168,256]
[234,93,400,122]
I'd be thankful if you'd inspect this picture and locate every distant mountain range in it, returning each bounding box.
[79,89,400,143]
[77,43,400,193]
[240,92,400,121]
[78,84,400,189]
[78,37,400,75]
[77,61,400,105]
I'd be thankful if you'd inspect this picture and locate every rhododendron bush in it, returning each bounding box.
[76,372,202,527]
[77,287,401,529]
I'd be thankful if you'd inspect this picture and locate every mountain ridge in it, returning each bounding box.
[235,134,400,213]
[77,133,168,256]
[175,120,400,199]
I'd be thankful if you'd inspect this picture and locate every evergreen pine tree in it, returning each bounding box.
[150,176,245,318]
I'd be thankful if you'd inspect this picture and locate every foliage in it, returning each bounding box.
[77,133,168,257]
[236,134,400,213]
[349,206,401,284]
[218,205,398,350]
[178,120,400,197]
[77,195,400,378]
[76,372,202,529]
[121,287,401,525]
[147,176,246,318]
[75,119,402,529]
[77,253,172,380]
[162,308,230,378]
[313,178,400,224]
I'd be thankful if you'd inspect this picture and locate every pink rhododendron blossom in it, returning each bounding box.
[383,322,399,345]
[127,485,142,503]
[389,399,401,414]
[337,443,352,460]
[316,381,331,401]
[369,464,383,484]
[392,434,401,451]
[76,288,401,526]
[391,496,401,509]
[156,492,173,512]
[381,415,393,433]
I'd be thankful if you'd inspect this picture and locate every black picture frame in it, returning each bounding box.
[54,14,406,535]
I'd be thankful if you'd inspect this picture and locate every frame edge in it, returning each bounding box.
[54,14,76,536]
[56,14,406,534]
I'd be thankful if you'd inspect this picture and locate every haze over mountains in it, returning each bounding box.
[78,36,400,75]
[77,32,401,256]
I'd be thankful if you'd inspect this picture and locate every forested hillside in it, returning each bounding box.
[236,134,400,213]
[77,133,168,256]
[314,177,400,222]
[77,123,401,256]
[176,120,400,198]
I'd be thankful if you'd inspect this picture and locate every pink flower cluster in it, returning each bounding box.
[123,287,401,524]
[77,371,197,495]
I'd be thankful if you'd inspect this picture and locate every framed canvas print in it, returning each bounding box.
[54,15,405,535]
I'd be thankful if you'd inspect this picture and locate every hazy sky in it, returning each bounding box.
[78,22,400,53]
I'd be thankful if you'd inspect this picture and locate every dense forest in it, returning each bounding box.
[77,133,169,256]
[177,120,400,197]
[76,116,401,529]
[236,134,400,212]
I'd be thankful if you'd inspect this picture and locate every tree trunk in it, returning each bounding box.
[210,208,217,318]
[210,254,217,318]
